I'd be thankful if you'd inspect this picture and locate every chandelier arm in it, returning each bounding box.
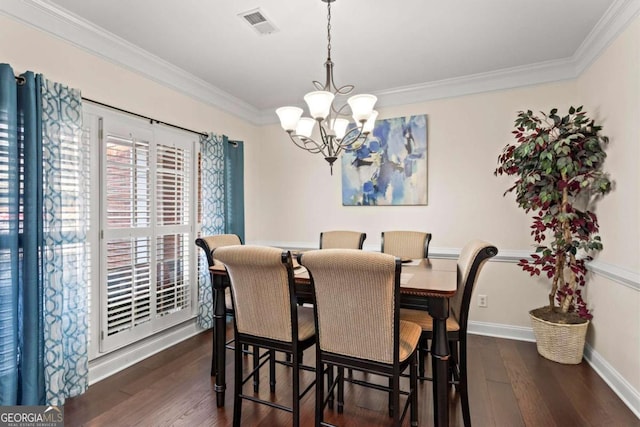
[333,83,354,95]
[332,101,351,117]
[313,80,326,91]
[337,136,366,151]
[336,125,366,148]
[317,123,336,157]
[288,133,327,155]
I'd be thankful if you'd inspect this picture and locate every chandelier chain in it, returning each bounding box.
[326,1,332,60]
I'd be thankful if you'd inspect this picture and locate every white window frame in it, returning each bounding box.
[84,104,200,357]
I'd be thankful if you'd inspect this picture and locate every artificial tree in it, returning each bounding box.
[495,106,611,324]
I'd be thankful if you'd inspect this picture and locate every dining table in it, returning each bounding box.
[209,256,458,427]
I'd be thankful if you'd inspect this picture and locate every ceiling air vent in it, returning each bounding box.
[239,8,278,35]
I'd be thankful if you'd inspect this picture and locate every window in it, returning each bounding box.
[85,106,199,355]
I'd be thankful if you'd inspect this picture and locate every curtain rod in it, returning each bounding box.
[82,97,209,138]
[13,75,234,142]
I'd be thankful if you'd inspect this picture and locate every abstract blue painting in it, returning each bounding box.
[342,115,427,206]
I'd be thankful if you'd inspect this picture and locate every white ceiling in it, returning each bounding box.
[4,0,638,124]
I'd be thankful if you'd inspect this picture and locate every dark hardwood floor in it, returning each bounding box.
[64,323,638,426]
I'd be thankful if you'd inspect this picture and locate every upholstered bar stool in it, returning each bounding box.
[214,245,316,427]
[300,249,421,427]
[195,234,243,376]
[400,239,498,427]
[381,230,432,377]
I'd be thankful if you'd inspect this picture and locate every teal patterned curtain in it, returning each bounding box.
[197,133,225,329]
[0,64,88,405]
[41,77,89,404]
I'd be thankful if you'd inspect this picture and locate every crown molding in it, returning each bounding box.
[2,0,639,126]
[0,0,261,123]
[573,0,640,74]
[373,58,578,109]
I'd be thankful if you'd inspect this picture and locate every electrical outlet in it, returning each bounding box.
[478,294,488,308]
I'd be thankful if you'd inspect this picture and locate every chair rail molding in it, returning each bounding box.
[253,240,639,293]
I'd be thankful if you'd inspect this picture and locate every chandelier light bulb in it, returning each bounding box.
[331,118,350,140]
[304,91,335,120]
[362,110,379,134]
[275,106,303,132]
[296,117,316,138]
[348,94,377,123]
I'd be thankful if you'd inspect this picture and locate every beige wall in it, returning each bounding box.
[577,16,640,393]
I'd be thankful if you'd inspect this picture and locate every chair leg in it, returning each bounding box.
[450,340,460,388]
[388,377,393,417]
[327,364,334,410]
[211,328,217,376]
[337,367,344,414]
[269,349,276,393]
[233,340,243,427]
[292,350,301,427]
[211,294,219,377]
[253,346,260,393]
[391,372,400,427]
[315,362,325,427]
[418,336,426,379]
[410,352,418,427]
[460,337,471,427]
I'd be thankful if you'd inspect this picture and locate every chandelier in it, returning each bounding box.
[275,0,378,175]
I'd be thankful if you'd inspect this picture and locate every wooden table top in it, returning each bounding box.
[210,257,458,298]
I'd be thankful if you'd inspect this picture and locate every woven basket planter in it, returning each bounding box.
[529,310,589,364]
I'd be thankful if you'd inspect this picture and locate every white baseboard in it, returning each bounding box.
[584,343,640,419]
[468,320,536,342]
[88,319,205,385]
[468,320,640,419]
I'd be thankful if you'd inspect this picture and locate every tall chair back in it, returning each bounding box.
[303,249,398,363]
[319,230,367,250]
[213,245,297,342]
[381,230,432,258]
[451,239,498,335]
[195,233,242,267]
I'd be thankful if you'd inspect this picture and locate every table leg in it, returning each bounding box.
[429,297,450,427]
[213,275,227,407]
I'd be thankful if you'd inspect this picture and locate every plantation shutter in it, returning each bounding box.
[100,118,195,352]
[155,143,192,321]
[101,123,154,351]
